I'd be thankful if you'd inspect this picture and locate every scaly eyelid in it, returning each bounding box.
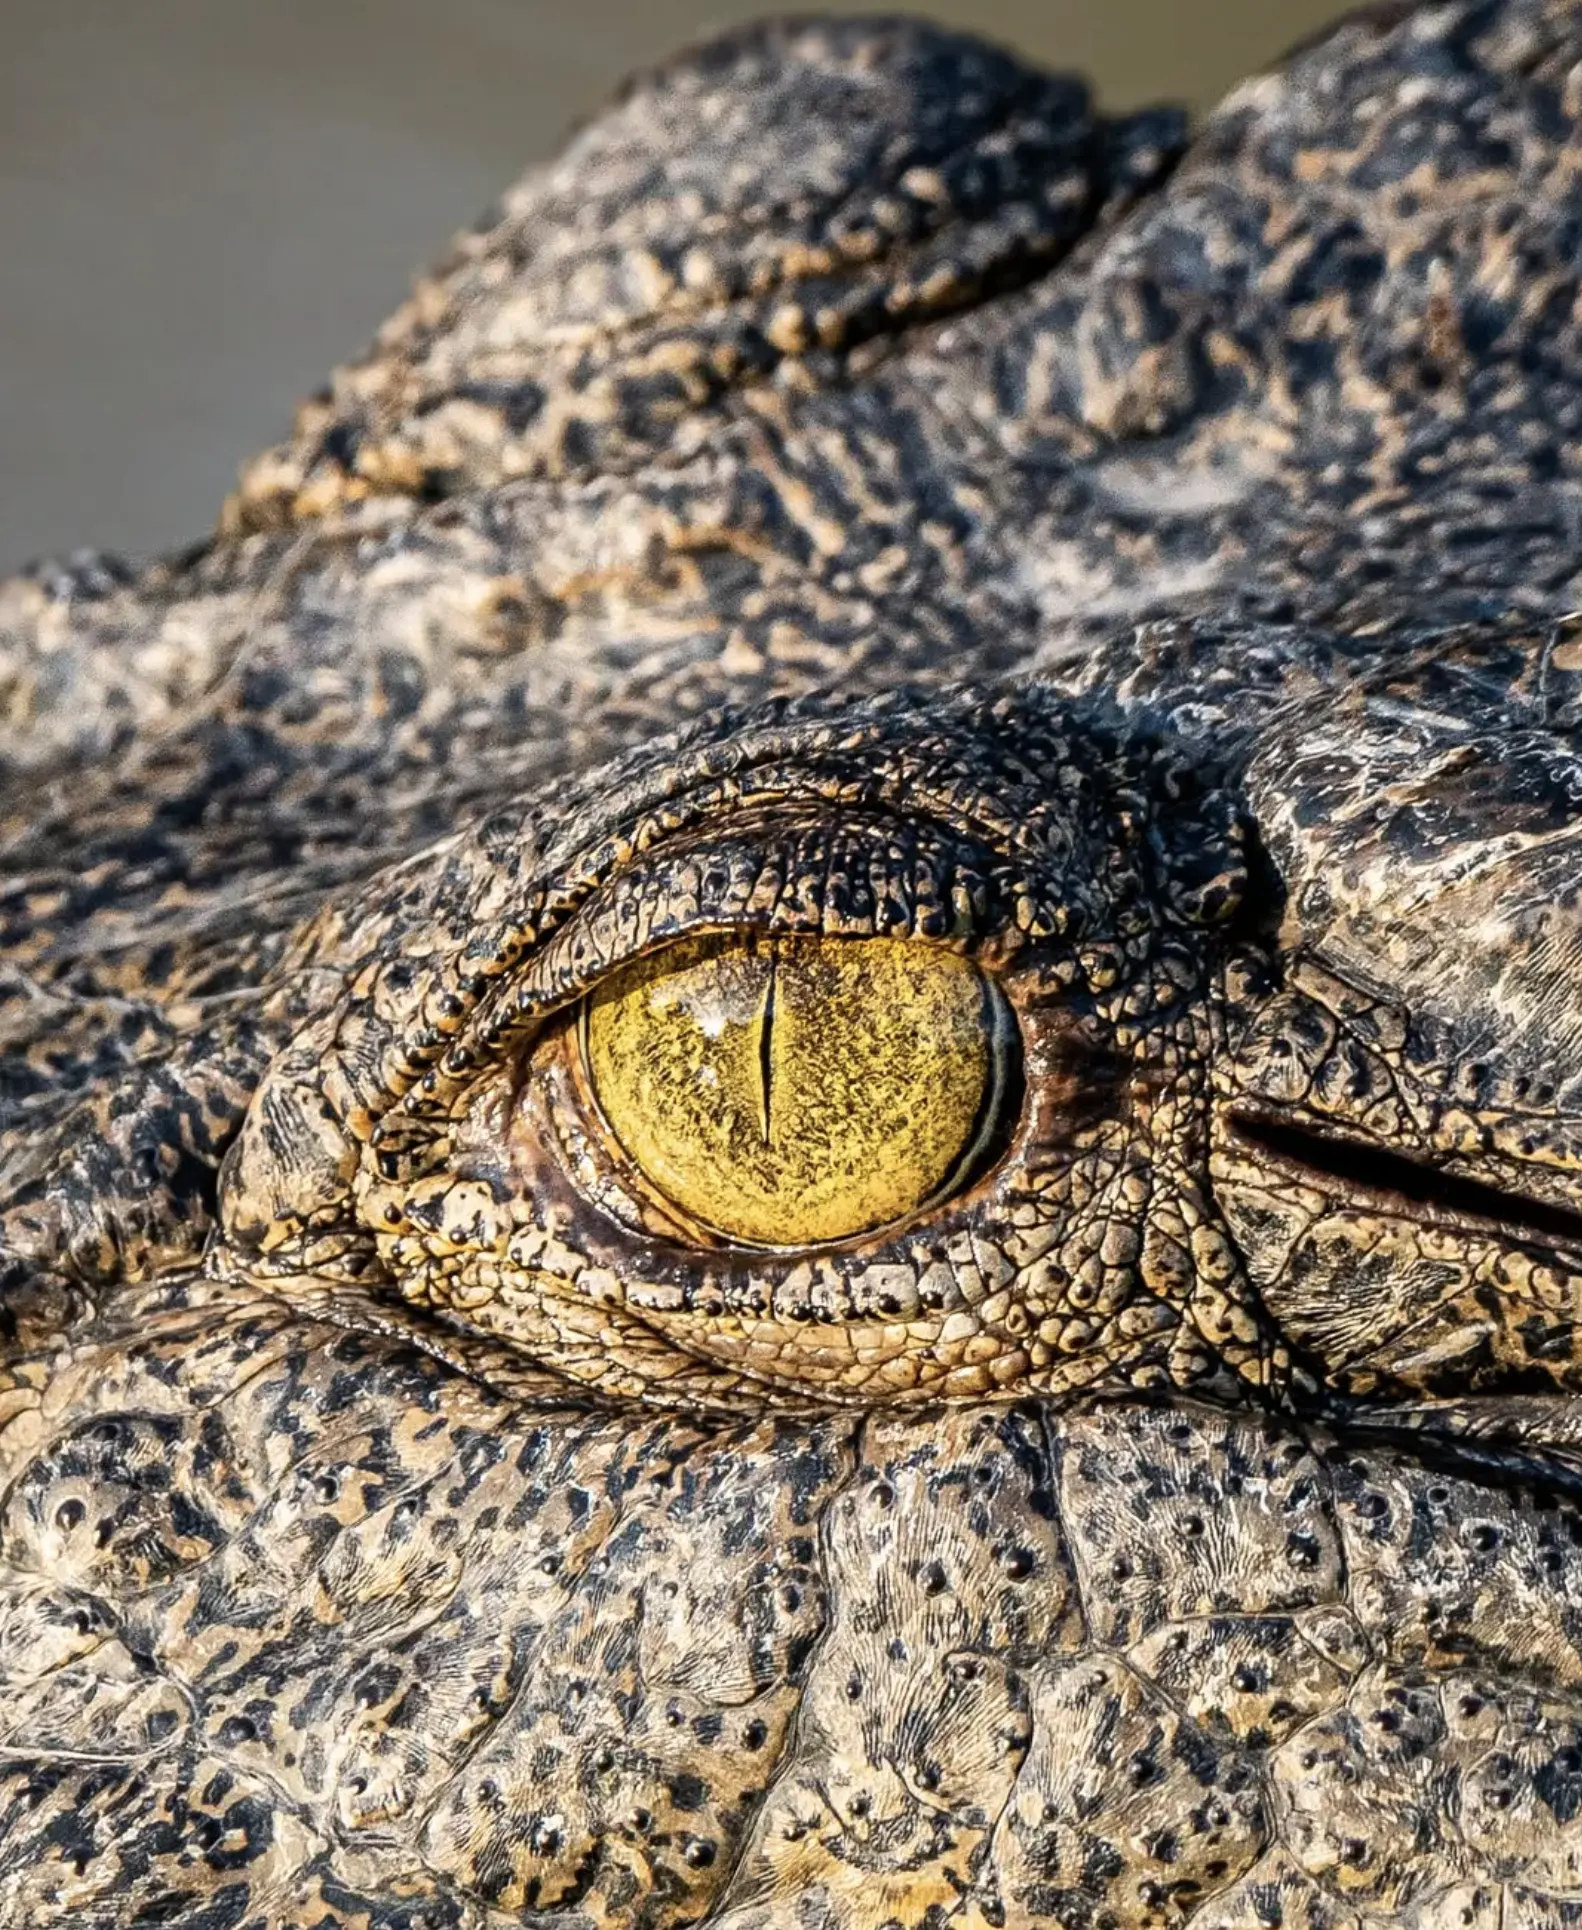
[385,804,1016,1134]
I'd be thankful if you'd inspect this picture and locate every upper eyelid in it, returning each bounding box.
[382,805,1014,1131]
[336,692,1141,1151]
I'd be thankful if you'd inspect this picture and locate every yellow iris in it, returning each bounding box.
[582,933,1009,1248]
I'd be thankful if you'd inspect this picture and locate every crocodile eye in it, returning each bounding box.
[580,933,1014,1248]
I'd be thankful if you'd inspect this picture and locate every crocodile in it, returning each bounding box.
[10,1,1582,1923]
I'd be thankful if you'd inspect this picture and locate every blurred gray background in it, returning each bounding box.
[0,0,1353,569]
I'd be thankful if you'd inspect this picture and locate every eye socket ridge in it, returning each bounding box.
[572,929,1022,1253]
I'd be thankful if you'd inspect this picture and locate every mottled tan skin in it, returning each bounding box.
[14,3,1582,1924]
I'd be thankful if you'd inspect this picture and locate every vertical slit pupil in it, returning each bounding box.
[756,941,777,1146]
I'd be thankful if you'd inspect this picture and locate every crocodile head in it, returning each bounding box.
[9,5,1582,1926]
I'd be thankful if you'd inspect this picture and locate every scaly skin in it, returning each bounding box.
[10,4,1582,1923]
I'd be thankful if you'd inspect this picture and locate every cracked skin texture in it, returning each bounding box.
[24,3,1582,1925]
